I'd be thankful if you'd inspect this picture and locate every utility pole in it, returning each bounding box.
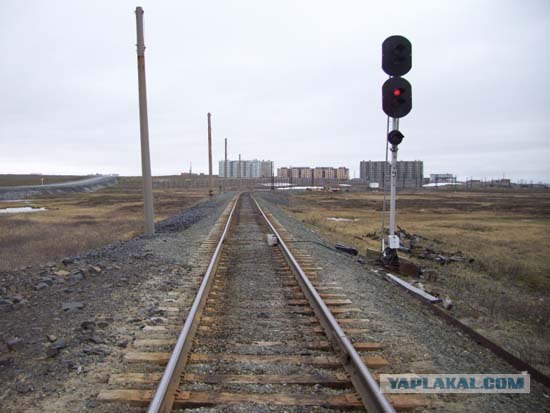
[238,153,241,188]
[222,138,227,192]
[224,138,228,180]
[271,161,275,190]
[207,113,213,197]
[135,6,154,236]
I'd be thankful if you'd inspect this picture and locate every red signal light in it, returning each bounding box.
[393,88,402,97]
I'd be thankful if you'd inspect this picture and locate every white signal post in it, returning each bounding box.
[388,117,399,250]
[135,7,155,236]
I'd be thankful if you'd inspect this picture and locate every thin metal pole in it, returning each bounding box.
[388,117,399,241]
[207,113,213,197]
[135,7,154,236]
[381,116,390,251]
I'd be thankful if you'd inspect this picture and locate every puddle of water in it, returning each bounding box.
[0,207,47,214]
[327,217,359,222]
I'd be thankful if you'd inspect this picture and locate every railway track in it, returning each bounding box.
[99,193,426,412]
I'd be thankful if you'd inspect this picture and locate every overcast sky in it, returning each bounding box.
[1,0,548,181]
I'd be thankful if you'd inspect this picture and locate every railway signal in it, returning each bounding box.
[382,77,412,119]
[387,130,404,146]
[382,35,412,77]
[382,35,412,119]
[381,35,412,266]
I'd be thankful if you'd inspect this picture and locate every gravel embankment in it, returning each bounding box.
[255,191,549,413]
[0,193,234,412]
[0,175,118,200]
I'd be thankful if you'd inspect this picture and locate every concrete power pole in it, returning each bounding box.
[135,7,155,236]
[224,138,228,192]
[207,113,213,197]
[224,138,228,178]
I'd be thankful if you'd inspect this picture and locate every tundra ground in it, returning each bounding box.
[0,179,210,272]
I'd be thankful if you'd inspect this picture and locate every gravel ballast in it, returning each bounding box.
[177,194,361,413]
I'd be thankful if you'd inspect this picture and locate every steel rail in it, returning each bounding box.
[147,195,240,413]
[252,195,396,413]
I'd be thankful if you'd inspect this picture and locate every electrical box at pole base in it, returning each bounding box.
[388,235,400,249]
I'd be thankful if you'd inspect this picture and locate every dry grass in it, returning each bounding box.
[283,189,550,374]
[287,191,550,289]
[0,180,210,272]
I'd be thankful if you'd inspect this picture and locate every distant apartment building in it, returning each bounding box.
[278,167,312,179]
[219,159,273,178]
[336,167,349,180]
[359,160,423,188]
[313,167,336,179]
[277,166,349,181]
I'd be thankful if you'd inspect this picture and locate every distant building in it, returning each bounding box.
[259,162,273,178]
[278,167,312,179]
[359,160,423,189]
[336,167,349,180]
[277,166,349,181]
[430,173,455,183]
[491,178,511,187]
[466,178,512,188]
[219,159,273,178]
[313,167,335,179]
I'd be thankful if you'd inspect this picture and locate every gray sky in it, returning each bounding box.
[1,0,549,181]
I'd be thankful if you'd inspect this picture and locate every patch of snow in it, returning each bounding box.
[276,186,324,191]
[261,182,292,187]
[0,207,47,214]
[422,182,463,187]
